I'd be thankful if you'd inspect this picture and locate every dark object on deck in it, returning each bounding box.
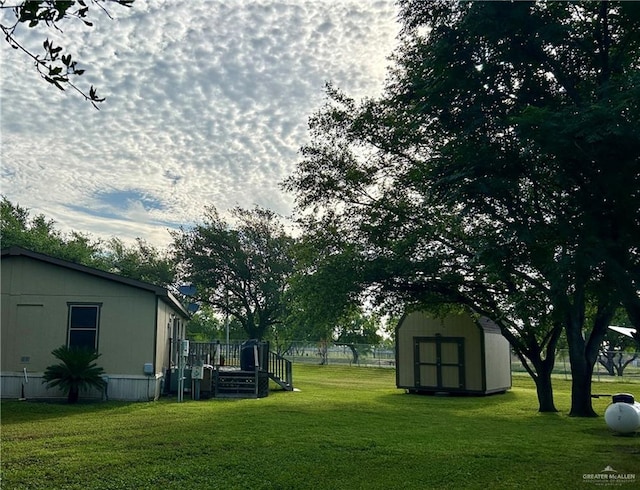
[241,339,260,371]
[166,339,294,399]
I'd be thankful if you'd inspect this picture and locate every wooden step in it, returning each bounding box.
[213,370,269,398]
[269,374,293,391]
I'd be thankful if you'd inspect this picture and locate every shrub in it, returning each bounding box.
[42,346,106,403]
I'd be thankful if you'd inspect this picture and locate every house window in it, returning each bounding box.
[67,304,101,350]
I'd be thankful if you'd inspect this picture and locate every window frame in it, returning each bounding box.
[67,303,102,351]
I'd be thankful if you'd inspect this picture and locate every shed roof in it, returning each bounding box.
[396,310,503,334]
[1,246,190,318]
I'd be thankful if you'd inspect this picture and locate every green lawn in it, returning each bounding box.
[1,366,638,489]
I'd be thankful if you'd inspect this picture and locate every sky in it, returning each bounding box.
[1,0,400,248]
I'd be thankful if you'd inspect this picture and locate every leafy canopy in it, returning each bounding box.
[172,206,296,341]
[1,0,134,107]
[285,1,640,415]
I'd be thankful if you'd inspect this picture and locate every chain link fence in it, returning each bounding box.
[275,341,640,382]
[511,349,640,382]
[272,341,396,367]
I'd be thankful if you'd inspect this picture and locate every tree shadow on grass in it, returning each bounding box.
[374,388,519,409]
[0,398,140,425]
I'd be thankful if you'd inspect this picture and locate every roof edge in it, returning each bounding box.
[2,246,189,318]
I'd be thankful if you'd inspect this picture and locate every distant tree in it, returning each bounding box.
[597,344,638,377]
[185,305,245,342]
[42,345,106,403]
[267,313,311,357]
[284,234,364,343]
[597,310,638,376]
[1,0,134,108]
[333,307,382,365]
[102,237,176,287]
[0,197,103,266]
[1,197,176,287]
[172,206,296,341]
[185,305,223,342]
[285,241,382,363]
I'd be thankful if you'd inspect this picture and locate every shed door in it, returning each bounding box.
[414,337,465,390]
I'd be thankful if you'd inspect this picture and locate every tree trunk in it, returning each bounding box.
[597,353,616,376]
[350,345,359,365]
[565,319,604,417]
[568,357,598,417]
[565,295,615,417]
[512,349,558,412]
[68,386,80,404]
[243,317,261,340]
[499,319,561,413]
[533,365,558,413]
[615,353,638,377]
[318,340,328,365]
[566,330,599,417]
[336,343,359,365]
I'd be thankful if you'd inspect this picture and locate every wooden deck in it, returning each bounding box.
[166,340,293,400]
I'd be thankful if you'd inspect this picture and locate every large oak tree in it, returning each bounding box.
[172,206,295,341]
[286,1,639,416]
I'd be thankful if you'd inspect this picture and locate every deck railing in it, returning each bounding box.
[268,349,293,389]
[171,340,293,391]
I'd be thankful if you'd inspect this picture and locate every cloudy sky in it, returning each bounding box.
[1,0,399,247]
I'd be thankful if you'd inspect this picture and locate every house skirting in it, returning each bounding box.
[0,372,163,402]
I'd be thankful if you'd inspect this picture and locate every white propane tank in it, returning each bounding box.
[604,393,640,434]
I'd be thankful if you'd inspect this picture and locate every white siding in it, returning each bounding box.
[1,372,163,402]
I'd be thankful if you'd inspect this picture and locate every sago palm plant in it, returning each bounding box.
[42,346,106,403]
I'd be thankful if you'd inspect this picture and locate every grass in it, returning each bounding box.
[1,366,639,489]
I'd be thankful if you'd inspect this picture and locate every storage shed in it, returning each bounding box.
[396,311,511,395]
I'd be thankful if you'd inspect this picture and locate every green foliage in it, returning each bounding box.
[185,305,223,341]
[172,206,295,340]
[1,197,104,266]
[285,235,366,342]
[42,345,106,404]
[185,305,246,342]
[333,307,382,346]
[102,237,176,287]
[1,0,134,108]
[286,1,640,416]
[333,307,382,364]
[3,368,639,489]
[1,197,174,287]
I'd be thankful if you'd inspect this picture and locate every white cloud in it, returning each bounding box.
[0,0,399,247]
